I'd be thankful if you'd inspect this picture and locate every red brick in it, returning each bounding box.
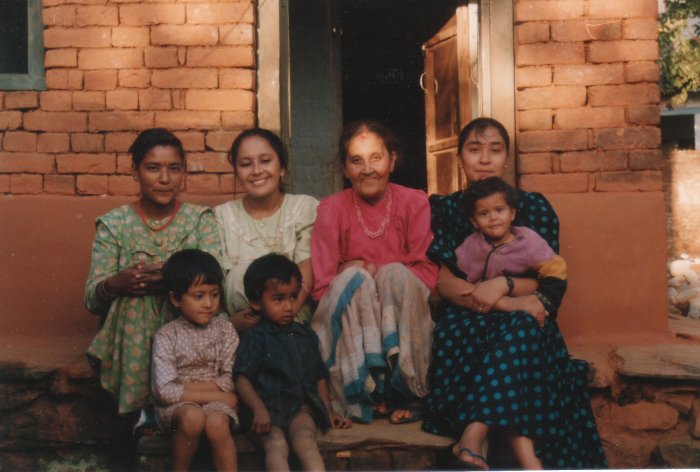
[629,149,664,170]
[625,61,659,83]
[77,174,109,195]
[205,131,238,151]
[517,86,586,110]
[623,18,658,40]
[593,127,661,150]
[112,27,149,47]
[219,69,255,90]
[172,90,184,109]
[109,175,139,195]
[72,91,106,111]
[119,4,185,26]
[144,47,179,68]
[105,133,138,153]
[0,112,22,130]
[45,69,84,90]
[185,90,254,111]
[220,173,235,194]
[78,48,143,70]
[594,170,662,192]
[119,69,151,88]
[152,69,218,88]
[516,23,549,44]
[516,66,551,88]
[44,174,75,195]
[4,132,38,152]
[518,129,588,152]
[222,111,255,130]
[5,92,38,110]
[0,153,54,173]
[518,110,552,130]
[589,0,658,19]
[220,24,255,46]
[0,175,9,193]
[151,25,218,46]
[76,5,118,26]
[24,112,88,132]
[515,1,584,22]
[588,84,659,106]
[39,91,72,111]
[106,90,139,110]
[11,174,43,194]
[57,153,115,173]
[84,70,118,91]
[139,90,172,110]
[38,133,70,153]
[174,131,206,151]
[186,47,254,67]
[89,112,154,131]
[517,153,553,174]
[519,173,589,193]
[553,64,624,86]
[186,173,221,194]
[45,48,77,67]
[117,154,133,174]
[559,150,628,172]
[71,133,104,152]
[43,6,76,27]
[626,105,660,125]
[44,27,111,48]
[155,111,221,130]
[516,43,585,66]
[187,3,254,24]
[187,152,231,172]
[555,107,625,129]
[551,20,621,42]
[588,40,658,63]
[44,0,104,5]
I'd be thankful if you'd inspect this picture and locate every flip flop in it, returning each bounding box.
[456,447,489,471]
[388,402,423,424]
[373,402,394,418]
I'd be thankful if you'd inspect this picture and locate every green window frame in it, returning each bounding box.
[0,0,45,90]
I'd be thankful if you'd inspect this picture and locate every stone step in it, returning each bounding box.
[615,343,700,381]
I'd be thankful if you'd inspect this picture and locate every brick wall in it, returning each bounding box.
[514,0,663,193]
[0,0,255,196]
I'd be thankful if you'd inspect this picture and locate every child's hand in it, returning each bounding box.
[329,413,352,429]
[232,308,260,333]
[219,391,238,410]
[252,406,271,434]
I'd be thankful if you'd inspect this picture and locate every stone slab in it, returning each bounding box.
[654,440,700,468]
[616,344,700,380]
[318,418,452,450]
[669,313,700,342]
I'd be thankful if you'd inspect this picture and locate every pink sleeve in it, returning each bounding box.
[151,327,184,405]
[213,319,238,393]
[522,227,556,264]
[400,191,438,291]
[310,198,344,301]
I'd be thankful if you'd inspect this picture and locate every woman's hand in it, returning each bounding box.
[338,260,377,276]
[436,265,475,307]
[469,277,508,313]
[232,308,260,333]
[251,405,271,434]
[499,294,548,327]
[105,262,164,297]
[329,413,352,429]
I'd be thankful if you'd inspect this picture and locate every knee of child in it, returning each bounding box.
[175,406,206,434]
[204,412,232,439]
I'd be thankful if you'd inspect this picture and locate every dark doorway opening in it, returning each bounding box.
[340,0,459,191]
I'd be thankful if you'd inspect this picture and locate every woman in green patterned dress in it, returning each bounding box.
[84,128,222,428]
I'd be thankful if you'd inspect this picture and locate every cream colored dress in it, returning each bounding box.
[214,194,318,324]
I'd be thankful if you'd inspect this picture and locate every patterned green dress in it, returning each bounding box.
[85,202,221,414]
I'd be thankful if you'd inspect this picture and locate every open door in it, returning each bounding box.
[423,5,476,196]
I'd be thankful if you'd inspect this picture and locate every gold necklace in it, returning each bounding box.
[242,195,285,249]
[353,187,392,239]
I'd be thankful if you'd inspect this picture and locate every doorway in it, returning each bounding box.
[340,0,459,191]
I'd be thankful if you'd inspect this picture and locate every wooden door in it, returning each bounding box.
[423,6,474,196]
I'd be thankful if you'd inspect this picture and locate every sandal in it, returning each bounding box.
[455,447,489,471]
[388,402,423,424]
[373,402,394,418]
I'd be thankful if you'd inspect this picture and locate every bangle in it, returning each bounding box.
[97,280,117,300]
[504,275,514,296]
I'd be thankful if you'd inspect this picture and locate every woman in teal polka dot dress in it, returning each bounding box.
[422,118,606,469]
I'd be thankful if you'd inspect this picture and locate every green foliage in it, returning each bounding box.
[659,0,700,108]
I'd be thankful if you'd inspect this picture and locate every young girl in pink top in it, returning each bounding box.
[310,120,438,424]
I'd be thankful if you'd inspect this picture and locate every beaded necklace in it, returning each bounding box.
[352,187,392,239]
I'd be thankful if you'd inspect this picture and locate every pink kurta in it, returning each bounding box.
[311,183,437,301]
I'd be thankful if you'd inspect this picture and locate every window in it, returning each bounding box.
[0,0,45,90]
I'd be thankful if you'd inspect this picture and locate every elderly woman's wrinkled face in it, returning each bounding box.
[459,126,508,183]
[343,131,396,203]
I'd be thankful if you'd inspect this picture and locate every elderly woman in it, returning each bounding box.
[422,117,606,469]
[215,128,318,333]
[310,120,438,423]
